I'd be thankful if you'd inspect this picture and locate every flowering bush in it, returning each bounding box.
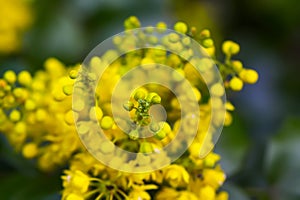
[0,16,258,200]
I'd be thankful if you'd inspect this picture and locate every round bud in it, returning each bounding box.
[202,38,214,48]
[239,69,259,84]
[22,143,38,159]
[140,142,153,153]
[123,101,134,111]
[200,29,211,38]
[222,41,240,55]
[211,83,225,97]
[69,70,78,79]
[63,85,73,96]
[100,116,114,130]
[168,33,180,43]
[229,77,243,91]
[231,60,243,72]
[150,122,160,132]
[4,70,17,84]
[100,141,114,154]
[154,130,166,140]
[18,71,32,86]
[9,109,21,122]
[129,129,139,140]
[151,94,161,104]
[134,90,146,101]
[174,22,188,34]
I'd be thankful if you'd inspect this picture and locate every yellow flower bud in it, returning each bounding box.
[68,70,78,79]
[156,22,167,32]
[24,99,36,111]
[216,191,229,200]
[202,38,214,48]
[231,60,243,72]
[200,29,211,38]
[224,111,232,126]
[9,109,21,122]
[4,70,17,84]
[100,116,114,130]
[151,94,161,104]
[129,129,139,140]
[168,33,180,43]
[44,57,65,77]
[63,85,73,96]
[174,22,188,34]
[124,16,141,30]
[100,140,114,154]
[239,69,259,84]
[222,41,240,55]
[154,130,166,140]
[203,169,226,189]
[225,102,235,111]
[22,143,38,159]
[89,106,103,121]
[129,190,151,200]
[66,193,84,200]
[65,110,74,125]
[134,90,146,100]
[229,77,243,91]
[18,71,32,86]
[123,101,134,111]
[35,109,47,122]
[211,83,225,97]
[140,142,153,153]
[68,170,90,193]
[198,185,215,200]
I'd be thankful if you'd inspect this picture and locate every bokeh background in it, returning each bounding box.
[1,0,300,199]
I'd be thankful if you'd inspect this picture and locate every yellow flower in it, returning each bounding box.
[239,69,259,84]
[62,170,90,194]
[198,185,215,200]
[128,189,151,200]
[65,193,84,200]
[163,164,190,188]
[155,187,179,200]
[203,168,226,189]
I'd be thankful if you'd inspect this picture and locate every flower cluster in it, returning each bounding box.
[0,0,32,54]
[0,16,258,200]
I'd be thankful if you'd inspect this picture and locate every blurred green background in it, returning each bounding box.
[1,0,300,199]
